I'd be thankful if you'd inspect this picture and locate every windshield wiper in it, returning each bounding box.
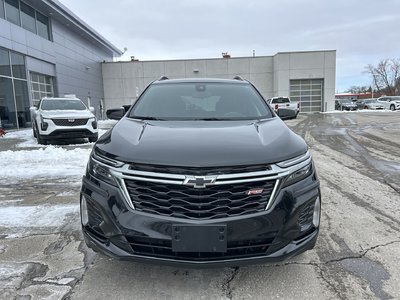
[131,116,166,121]
[192,117,226,121]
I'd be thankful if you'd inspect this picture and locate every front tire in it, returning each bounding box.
[390,105,395,111]
[36,125,47,145]
[32,122,37,138]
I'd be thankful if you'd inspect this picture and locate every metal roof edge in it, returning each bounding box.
[42,0,123,55]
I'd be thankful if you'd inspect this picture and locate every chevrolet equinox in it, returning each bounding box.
[80,77,321,267]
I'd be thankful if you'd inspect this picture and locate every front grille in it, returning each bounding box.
[125,235,275,260]
[48,129,93,137]
[124,179,276,220]
[52,118,88,126]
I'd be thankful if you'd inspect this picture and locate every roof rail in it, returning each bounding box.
[233,75,244,81]
[158,76,169,81]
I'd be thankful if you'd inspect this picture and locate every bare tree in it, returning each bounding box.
[365,59,400,95]
[345,85,369,94]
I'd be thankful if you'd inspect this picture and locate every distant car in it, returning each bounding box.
[355,99,385,110]
[377,96,400,111]
[266,97,299,119]
[335,99,357,111]
[30,97,98,144]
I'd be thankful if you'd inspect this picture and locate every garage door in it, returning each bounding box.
[290,79,324,112]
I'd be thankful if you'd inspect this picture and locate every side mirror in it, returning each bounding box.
[89,106,95,113]
[106,108,125,120]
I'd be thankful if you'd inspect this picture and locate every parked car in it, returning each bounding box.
[30,97,98,144]
[335,99,357,111]
[377,96,400,111]
[266,97,299,119]
[355,99,385,110]
[80,77,321,267]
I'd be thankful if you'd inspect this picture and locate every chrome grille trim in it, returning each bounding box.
[92,154,312,215]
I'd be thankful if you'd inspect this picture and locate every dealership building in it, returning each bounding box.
[1,0,336,130]
[0,0,122,129]
[102,50,336,113]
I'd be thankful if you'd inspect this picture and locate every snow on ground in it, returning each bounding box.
[322,109,399,114]
[0,120,118,183]
[0,146,91,183]
[0,204,79,238]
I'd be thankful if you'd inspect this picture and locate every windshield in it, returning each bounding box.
[339,100,352,104]
[129,82,273,120]
[41,99,87,111]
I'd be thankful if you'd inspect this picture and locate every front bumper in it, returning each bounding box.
[80,166,321,267]
[41,129,98,140]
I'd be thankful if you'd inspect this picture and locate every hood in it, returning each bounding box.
[95,117,308,167]
[41,110,94,119]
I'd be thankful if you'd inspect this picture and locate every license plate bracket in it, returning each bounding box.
[172,224,227,253]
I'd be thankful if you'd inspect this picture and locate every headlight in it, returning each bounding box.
[88,150,124,185]
[277,151,313,187]
[41,116,49,131]
[88,158,116,185]
[89,117,97,129]
[283,162,313,187]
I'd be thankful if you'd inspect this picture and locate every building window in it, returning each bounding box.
[0,0,5,19]
[10,52,26,79]
[13,79,30,127]
[20,1,36,33]
[2,0,51,41]
[0,48,30,129]
[0,48,11,77]
[30,72,54,106]
[290,79,324,113]
[0,77,18,128]
[5,0,20,26]
[36,11,50,40]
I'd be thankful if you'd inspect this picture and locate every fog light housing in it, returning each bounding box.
[313,196,321,227]
[80,195,89,226]
[92,120,97,129]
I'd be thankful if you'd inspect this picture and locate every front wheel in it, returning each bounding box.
[36,126,47,145]
[32,123,37,138]
[390,105,395,111]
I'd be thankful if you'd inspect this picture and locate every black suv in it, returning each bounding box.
[80,77,321,267]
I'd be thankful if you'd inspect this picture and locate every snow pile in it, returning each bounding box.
[0,146,91,183]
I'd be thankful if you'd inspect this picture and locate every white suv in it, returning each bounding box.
[30,97,98,144]
[377,96,400,111]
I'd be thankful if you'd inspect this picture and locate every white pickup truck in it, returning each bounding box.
[267,97,300,119]
[30,97,98,144]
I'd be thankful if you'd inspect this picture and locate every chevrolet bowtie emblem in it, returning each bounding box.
[183,176,217,188]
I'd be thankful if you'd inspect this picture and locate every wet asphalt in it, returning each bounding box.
[0,111,399,300]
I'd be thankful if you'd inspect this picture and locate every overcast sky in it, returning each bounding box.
[59,0,400,92]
